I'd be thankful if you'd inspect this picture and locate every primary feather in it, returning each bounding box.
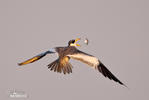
[67,50,125,86]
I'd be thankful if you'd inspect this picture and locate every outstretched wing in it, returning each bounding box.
[97,62,126,86]
[47,56,73,74]
[18,51,54,66]
[67,50,126,86]
[67,51,99,68]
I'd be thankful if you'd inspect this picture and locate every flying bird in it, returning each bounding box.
[18,38,126,87]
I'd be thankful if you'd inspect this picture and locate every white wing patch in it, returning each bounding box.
[67,53,99,68]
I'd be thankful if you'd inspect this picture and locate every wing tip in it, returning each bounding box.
[18,62,26,66]
[98,62,127,87]
[18,63,22,66]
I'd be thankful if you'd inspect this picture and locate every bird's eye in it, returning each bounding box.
[72,40,75,43]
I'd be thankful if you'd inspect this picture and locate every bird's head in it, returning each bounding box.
[68,38,81,47]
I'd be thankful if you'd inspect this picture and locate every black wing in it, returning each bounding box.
[98,62,127,86]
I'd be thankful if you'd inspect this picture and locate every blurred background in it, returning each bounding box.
[0,0,149,100]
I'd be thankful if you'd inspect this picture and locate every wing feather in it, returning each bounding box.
[18,51,54,66]
[67,52,99,68]
[98,63,126,86]
[67,50,126,86]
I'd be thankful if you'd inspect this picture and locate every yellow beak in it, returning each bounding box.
[75,38,81,46]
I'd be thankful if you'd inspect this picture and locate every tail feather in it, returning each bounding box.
[48,59,73,74]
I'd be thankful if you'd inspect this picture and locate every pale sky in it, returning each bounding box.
[0,0,149,100]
